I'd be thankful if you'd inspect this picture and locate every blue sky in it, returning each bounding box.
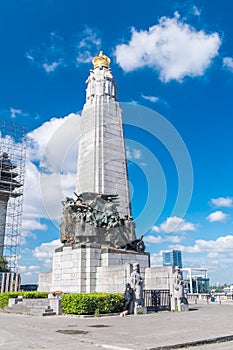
[1,0,233,284]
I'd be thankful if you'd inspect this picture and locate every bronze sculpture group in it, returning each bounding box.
[60,192,146,253]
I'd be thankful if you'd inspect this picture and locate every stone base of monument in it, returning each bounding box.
[38,245,150,293]
[134,305,147,315]
[180,303,189,312]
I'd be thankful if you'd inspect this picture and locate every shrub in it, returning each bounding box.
[22,292,48,299]
[0,291,48,308]
[61,293,124,315]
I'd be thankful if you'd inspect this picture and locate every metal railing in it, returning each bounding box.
[143,289,171,312]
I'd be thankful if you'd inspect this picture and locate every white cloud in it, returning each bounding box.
[22,219,47,232]
[76,52,94,64]
[207,252,220,259]
[168,235,183,243]
[25,53,34,61]
[18,265,27,273]
[28,265,40,272]
[23,161,49,219]
[27,113,80,172]
[141,94,159,103]
[21,218,47,239]
[10,107,22,119]
[26,29,102,71]
[22,113,80,235]
[154,216,196,233]
[206,211,229,223]
[115,12,221,82]
[176,235,233,254]
[78,27,101,49]
[39,172,76,220]
[150,252,162,266]
[33,239,60,267]
[26,32,65,73]
[192,6,201,16]
[151,225,160,232]
[144,234,182,245]
[144,235,164,244]
[126,148,142,160]
[172,236,233,284]
[76,27,101,64]
[42,60,63,73]
[19,264,41,283]
[133,149,141,159]
[210,197,233,208]
[223,57,233,72]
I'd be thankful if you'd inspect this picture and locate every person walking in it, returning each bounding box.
[120,283,135,316]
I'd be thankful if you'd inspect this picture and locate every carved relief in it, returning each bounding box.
[60,192,144,251]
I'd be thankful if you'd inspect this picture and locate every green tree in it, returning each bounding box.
[0,256,10,272]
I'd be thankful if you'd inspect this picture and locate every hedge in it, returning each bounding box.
[0,291,48,308]
[61,293,124,315]
[0,291,124,315]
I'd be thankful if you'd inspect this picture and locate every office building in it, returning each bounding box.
[162,250,183,268]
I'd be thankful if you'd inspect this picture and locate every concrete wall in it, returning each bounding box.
[145,266,174,290]
[38,246,150,294]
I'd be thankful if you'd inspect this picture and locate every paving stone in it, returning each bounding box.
[1,303,233,350]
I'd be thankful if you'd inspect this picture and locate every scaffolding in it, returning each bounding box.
[0,120,26,272]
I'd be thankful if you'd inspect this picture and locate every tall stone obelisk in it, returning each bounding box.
[38,52,150,294]
[76,52,131,217]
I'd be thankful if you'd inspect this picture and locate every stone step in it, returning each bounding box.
[19,303,49,308]
[20,300,50,307]
[42,308,56,316]
[5,307,43,314]
[9,305,48,311]
[6,299,57,316]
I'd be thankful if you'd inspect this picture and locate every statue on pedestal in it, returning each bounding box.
[172,266,186,311]
[130,263,143,306]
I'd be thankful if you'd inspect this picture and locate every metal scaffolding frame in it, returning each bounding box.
[0,120,26,272]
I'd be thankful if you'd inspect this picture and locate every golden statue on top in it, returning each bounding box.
[92,51,111,69]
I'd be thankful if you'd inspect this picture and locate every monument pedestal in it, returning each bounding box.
[38,245,150,293]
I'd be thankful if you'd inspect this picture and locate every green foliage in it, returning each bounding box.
[0,293,15,308]
[0,257,10,272]
[20,292,48,299]
[0,291,48,308]
[94,308,100,317]
[61,293,124,315]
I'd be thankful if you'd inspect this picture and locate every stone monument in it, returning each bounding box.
[172,266,189,311]
[130,263,143,306]
[38,52,150,293]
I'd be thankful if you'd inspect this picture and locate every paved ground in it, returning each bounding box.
[1,303,233,350]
